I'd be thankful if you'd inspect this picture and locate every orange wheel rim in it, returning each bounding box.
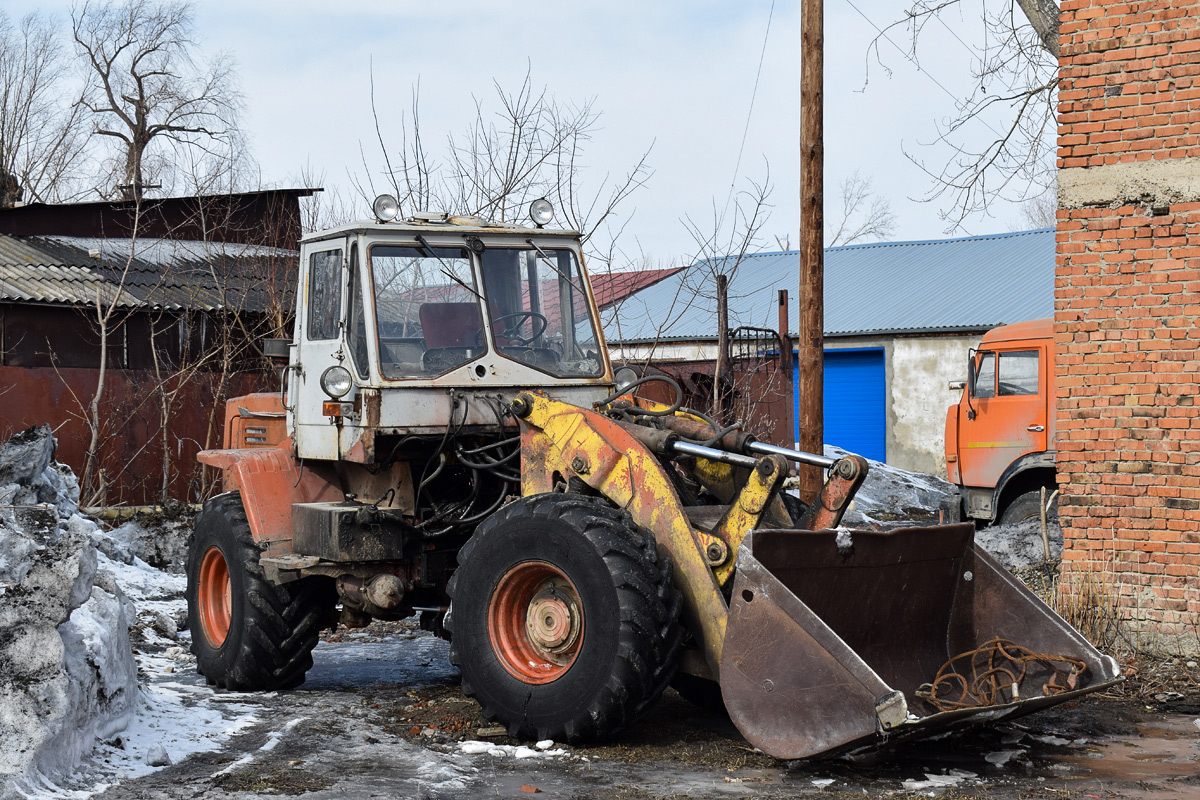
[488,561,583,684]
[197,546,232,648]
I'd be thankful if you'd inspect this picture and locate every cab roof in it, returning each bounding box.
[301,214,580,245]
[980,317,1052,345]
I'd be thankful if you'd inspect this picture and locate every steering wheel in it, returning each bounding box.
[488,311,548,346]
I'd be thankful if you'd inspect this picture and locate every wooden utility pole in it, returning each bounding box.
[777,289,793,449]
[797,0,824,499]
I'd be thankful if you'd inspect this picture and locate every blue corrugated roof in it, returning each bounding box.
[605,228,1054,342]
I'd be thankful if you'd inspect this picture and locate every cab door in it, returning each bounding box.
[957,344,1048,489]
[292,242,350,461]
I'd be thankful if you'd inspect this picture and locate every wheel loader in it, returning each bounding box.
[187,196,1120,759]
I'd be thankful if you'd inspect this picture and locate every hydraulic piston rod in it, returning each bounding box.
[672,440,760,469]
[745,440,836,470]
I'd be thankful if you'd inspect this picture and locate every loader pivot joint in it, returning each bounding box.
[832,458,860,481]
[511,395,533,418]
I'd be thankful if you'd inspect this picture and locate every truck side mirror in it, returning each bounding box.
[965,351,977,420]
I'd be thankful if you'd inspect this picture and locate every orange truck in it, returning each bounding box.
[945,318,1057,525]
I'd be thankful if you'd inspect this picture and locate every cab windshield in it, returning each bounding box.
[369,244,483,378]
[477,246,603,378]
[367,243,603,379]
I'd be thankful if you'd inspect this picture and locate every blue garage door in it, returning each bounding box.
[794,348,886,462]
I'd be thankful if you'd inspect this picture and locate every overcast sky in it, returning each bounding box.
[10,0,1047,265]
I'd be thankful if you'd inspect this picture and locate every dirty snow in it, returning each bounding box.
[0,426,138,798]
[975,516,1063,570]
[828,445,956,529]
[0,426,254,800]
[901,768,978,791]
[827,445,1062,572]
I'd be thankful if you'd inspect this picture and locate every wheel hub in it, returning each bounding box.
[488,561,584,684]
[525,586,581,654]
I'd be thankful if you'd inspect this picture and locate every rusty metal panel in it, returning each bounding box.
[197,443,342,557]
[0,364,270,505]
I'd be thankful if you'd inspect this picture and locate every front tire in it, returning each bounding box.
[186,492,333,690]
[446,494,682,742]
[998,489,1058,526]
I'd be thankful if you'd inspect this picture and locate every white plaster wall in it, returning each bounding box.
[610,342,718,362]
[887,335,979,477]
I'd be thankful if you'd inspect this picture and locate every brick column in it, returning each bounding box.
[1057,0,1200,653]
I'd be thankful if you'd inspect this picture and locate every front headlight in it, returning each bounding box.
[320,365,353,398]
[614,367,639,394]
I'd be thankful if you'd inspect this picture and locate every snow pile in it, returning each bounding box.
[0,426,138,798]
[98,509,192,574]
[826,446,1060,571]
[827,445,958,529]
[975,516,1063,570]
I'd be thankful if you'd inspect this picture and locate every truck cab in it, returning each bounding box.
[944,318,1056,525]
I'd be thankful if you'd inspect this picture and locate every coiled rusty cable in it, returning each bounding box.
[915,637,1088,712]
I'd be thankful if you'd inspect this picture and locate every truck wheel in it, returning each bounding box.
[998,490,1058,526]
[186,492,333,691]
[446,493,682,742]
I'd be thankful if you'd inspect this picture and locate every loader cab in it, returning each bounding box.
[289,199,613,463]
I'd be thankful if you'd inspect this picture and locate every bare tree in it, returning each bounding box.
[73,205,144,506]
[71,0,243,201]
[614,168,774,370]
[826,171,897,247]
[869,0,1060,229]
[359,70,652,248]
[1018,183,1057,229]
[0,10,90,204]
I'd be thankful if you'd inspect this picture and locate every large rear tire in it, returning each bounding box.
[186,492,333,690]
[446,493,682,742]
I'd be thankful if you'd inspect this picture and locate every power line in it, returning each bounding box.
[722,0,776,223]
[841,0,1004,140]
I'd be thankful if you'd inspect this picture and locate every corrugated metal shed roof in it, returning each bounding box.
[605,228,1054,343]
[0,234,296,311]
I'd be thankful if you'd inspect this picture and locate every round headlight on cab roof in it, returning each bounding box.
[529,197,554,227]
[373,194,400,222]
[320,365,353,399]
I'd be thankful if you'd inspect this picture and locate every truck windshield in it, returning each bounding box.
[369,244,485,378]
[477,246,603,378]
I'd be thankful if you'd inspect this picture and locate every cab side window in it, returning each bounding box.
[997,350,1038,396]
[974,352,995,399]
[307,249,343,340]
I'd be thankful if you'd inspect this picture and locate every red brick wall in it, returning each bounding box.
[1057,0,1200,651]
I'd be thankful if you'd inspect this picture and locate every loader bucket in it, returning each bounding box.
[718,524,1121,760]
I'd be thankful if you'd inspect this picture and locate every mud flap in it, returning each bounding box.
[719,525,1121,760]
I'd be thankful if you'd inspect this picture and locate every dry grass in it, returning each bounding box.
[1050,564,1125,654]
[1012,559,1200,700]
